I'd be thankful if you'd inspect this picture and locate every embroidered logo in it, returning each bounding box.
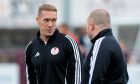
[51,47,59,55]
[35,52,40,57]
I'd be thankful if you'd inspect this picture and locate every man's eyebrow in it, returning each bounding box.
[43,18,56,20]
[43,18,57,21]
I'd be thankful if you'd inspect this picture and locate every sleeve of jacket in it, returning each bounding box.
[88,37,112,84]
[65,35,83,84]
[25,42,37,84]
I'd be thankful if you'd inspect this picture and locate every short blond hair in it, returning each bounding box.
[38,4,57,16]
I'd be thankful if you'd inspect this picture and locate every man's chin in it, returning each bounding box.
[45,32,54,36]
[88,35,93,40]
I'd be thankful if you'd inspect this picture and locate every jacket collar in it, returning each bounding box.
[91,28,113,44]
[36,29,59,44]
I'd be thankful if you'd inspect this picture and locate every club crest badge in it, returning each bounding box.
[51,47,59,55]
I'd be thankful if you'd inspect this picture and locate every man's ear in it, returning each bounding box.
[89,21,95,31]
[36,16,40,24]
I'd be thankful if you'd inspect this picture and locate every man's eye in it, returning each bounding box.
[44,19,49,22]
[51,19,56,22]
[43,18,56,23]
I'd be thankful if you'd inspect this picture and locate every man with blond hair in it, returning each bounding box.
[26,4,82,84]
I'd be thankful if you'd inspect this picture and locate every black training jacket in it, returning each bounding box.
[26,30,82,84]
[82,28,129,84]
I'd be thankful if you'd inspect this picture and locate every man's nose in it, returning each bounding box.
[48,21,53,27]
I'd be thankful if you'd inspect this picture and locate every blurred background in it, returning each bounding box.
[0,0,140,84]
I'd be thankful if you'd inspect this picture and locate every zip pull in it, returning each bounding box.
[44,42,47,46]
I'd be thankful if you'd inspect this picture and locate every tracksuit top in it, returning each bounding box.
[26,30,82,84]
[82,28,129,84]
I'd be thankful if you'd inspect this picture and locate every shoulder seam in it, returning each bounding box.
[25,41,32,52]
